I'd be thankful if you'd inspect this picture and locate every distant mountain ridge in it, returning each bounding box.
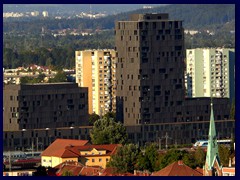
[3,4,235,32]
[102,4,235,30]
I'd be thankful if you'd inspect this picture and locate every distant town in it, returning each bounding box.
[3,4,235,176]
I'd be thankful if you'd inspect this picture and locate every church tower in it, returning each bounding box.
[203,102,223,176]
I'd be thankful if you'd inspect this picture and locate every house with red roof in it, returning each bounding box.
[151,160,203,176]
[41,138,119,169]
[41,138,89,167]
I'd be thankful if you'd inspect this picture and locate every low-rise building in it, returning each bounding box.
[41,139,89,167]
[3,83,89,131]
[41,138,119,169]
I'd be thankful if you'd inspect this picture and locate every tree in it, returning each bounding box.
[183,151,197,169]
[37,73,46,83]
[49,71,67,83]
[90,117,128,145]
[107,144,140,173]
[103,112,116,121]
[88,113,100,126]
[136,143,158,172]
[156,149,187,170]
[219,144,231,166]
[33,165,47,176]
[182,147,206,169]
[20,76,32,84]
[194,147,206,168]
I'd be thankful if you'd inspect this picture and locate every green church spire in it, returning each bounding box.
[205,101,221,171]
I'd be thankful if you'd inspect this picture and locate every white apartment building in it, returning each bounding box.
[185,48,235,101]
[75,49,116,116]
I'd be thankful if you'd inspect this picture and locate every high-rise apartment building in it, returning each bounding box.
[75,50,116,116]
[116,13,186,125]
[185,48,235,101]
[115,14,233,144]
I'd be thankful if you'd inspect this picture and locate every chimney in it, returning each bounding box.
[178,160,183,165]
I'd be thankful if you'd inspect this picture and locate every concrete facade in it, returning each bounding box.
[3,83,89,131]
[186,48,235,101]
[75,50,116,116]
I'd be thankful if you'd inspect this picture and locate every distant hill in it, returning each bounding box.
[3,4,235,34]
[96,4,235,31]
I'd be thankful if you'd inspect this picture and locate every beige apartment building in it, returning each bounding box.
[75,50,116,116]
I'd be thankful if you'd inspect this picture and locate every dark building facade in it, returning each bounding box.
[3,83,89,131]
[3,126,92,151]
[3,83,90,150]
[115,14,234,145]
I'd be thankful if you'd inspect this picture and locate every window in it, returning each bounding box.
[155,108,160,112]
[92,159,95,162]
[99,158,102,162]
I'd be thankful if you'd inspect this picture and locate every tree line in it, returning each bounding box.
[3,29,234,70]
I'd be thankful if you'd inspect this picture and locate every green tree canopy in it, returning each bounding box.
[90,117,128,145]
[88,113,100,126]
[33,165,47,176]
[194,147,206,168]
[48,71,67,83]
[103,111,116,121]
[107,144,140,173]
[156,149,188,170]
[219,144,231,166]
[136,143,159,172]
[182,147,205,169]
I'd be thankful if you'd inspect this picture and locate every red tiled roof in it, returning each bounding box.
[54,161,84,169]
[55,162,85,176]
[152,161,203,176]
[79,166,102,176]
[195,167,203,175]
[99,167,134,176]
[99,167,117,176]
[41,138,89,157]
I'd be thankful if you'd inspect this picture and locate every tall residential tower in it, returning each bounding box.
[185,48,235,101]
[75,50,116,116]
[115,13,185,125]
